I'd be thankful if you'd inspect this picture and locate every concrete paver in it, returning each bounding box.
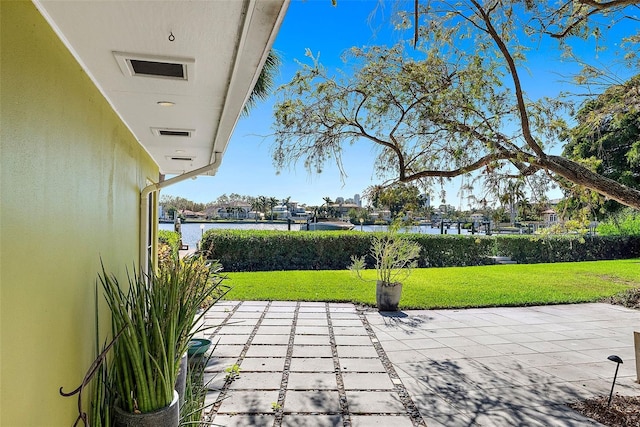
[291,344,333,358]
[287,372,337,390]
[201,301,639,426]
[281,415,342,426]
[350,415,415,426]
[283,390,341,413]
[289,357,335,372]
[345,391,406,413]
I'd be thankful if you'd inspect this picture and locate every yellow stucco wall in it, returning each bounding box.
[0,2,159,425]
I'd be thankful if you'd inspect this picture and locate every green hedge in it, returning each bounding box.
[158,230,181,259]
[494,235,640,264]
[200,230,640,272]
[200,231,494,271]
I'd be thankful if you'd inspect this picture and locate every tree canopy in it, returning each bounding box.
[272,0,640,209]
[368,183,422,217]
[562,74,640,215]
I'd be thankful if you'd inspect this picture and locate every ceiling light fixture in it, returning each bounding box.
[157,101,175,107]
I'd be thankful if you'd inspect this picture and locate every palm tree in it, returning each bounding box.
[257,195,268,217]
[268,197,278,220]
[500,179,526,225]
[322,196,333,217]
[282,196,291,216]
[251,199,262,222]
[242,50,281,116]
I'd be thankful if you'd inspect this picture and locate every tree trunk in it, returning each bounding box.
[538,155,640,210]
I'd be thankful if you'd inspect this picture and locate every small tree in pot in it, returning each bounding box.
[350,220,422,311]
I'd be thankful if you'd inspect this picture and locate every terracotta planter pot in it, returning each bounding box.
[113,391,179,427]
[376,281,402,311]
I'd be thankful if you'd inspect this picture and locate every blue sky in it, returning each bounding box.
[161,0,636,208]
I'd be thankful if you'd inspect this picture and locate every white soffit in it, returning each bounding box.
[33,0,289,175]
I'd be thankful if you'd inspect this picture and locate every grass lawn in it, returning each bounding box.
[224,259,640,309]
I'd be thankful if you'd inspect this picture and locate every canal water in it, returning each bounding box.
[159,221,477,249]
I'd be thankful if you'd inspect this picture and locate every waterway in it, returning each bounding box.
[159,221,478,249]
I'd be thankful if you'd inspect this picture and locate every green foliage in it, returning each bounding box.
[225,259,640,309]
[368,183,421,217]
[350,221,421,285]
[224,364,241,381]
[561,74,640,216]
[494,235,640,264]
[347,208,372,225]
[242,49,281,116]
[160,194,207,214]
[200,230,371,271]
[200,229,640,272]
[180,354,217,426]
[597,209,640,236]
[98,256,229,414]
[272,2,640,210]
[158,230,181,258]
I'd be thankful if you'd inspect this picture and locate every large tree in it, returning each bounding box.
[368,183,421,218]
[561,74,640,216]
[272,1,640,209]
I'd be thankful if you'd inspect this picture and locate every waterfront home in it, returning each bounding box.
[542,209,559,224]
[0,1,288,425]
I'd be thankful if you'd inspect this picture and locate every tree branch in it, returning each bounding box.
[470,0,547,159]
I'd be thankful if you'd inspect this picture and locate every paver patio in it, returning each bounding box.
[197,301,639,426]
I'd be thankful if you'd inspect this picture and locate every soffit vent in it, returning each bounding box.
[167,156,194,162]
[151,127,194,138]
[114,52,194,81]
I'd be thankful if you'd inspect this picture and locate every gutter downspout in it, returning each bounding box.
[139,152,222,270]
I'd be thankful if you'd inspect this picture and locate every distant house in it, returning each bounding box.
[542,209,558,224]
[179,209,206,219]
[0,1,287,424]
[332,202,360,218]
[272,204,290,219]
[206,202,251,219]
[470,213,485,224]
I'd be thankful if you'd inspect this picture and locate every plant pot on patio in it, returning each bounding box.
[113,391,179,427]
[376,281,403,311]
[350,219,421,312]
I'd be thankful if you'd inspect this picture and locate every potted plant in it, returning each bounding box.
[98,255,229,427]
[350,220,422,311]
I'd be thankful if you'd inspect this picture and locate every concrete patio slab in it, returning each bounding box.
[345,391,406,413]
[283,390,341,413]
[350,415,414,426]
[281,415,342,426]
[200,301,638,426]
[212,414,275,427]
[287,372,338,390]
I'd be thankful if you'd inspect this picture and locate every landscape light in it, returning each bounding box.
[607,355,623,407]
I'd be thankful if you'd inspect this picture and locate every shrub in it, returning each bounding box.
[494,234,640,263]
[597,209,640,236]
[200,230,496,271]
[159,230,181,259]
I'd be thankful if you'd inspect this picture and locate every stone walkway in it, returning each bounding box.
[197,302,640,426]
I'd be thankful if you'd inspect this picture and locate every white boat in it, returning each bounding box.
[306,220,355,231]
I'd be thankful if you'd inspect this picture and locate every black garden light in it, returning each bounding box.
[607,355,623,407]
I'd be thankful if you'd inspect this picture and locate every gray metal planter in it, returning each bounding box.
[113,391,179,427]
[376,281,402,311]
